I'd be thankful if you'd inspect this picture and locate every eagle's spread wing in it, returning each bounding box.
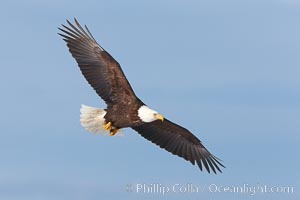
[58,19,136,106]
[132,119,224,173]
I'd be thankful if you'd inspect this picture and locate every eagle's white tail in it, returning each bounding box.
[80,105,108,135]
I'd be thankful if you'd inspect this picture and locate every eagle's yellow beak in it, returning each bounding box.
[155,113,164,122]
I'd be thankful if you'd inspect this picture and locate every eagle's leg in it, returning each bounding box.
[109,128,119,136]
[104,122,112,130]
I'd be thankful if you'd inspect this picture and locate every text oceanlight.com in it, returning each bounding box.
[126,183,294,196]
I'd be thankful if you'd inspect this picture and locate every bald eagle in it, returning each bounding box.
[59,19,224,174]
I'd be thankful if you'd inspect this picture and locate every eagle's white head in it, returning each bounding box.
[138,105,164,123]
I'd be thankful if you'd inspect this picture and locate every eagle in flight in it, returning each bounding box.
[59,19,225,173]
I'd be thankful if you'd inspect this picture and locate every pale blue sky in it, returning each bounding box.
[0,0,299,199]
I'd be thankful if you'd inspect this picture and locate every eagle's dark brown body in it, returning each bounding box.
[105,100,144,128]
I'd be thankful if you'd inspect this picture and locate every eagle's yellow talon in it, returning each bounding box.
[104,122,112,130]
[109,128,118,136]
